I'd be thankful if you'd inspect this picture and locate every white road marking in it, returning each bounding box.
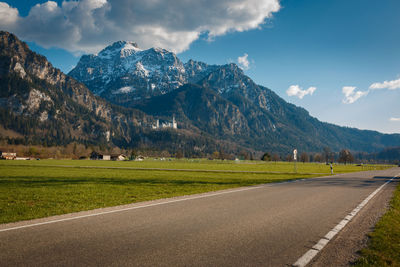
[0,184,271,233]
[292,173,399,267]
[0,176,311,233]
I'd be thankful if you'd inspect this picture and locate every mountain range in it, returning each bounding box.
[1,31,399,156]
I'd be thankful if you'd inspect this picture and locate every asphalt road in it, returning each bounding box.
[1,168,399,267]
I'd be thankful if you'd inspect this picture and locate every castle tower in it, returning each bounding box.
[172,116,177,129]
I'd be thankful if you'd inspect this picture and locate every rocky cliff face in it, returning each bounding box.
[0,31,114,120]
[198,63,273,111]
[0,31,151,146]
[184,59,219,83]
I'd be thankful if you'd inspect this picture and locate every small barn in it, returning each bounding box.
[111,154,127,161]
[90,151,111,160]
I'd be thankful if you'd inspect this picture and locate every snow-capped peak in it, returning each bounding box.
[69,42,217,101]
[98,41,141,59]
[122,41,141,51]
[151,47,167,54]
[120,42,142,57]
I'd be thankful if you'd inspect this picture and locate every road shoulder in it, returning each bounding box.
[308,179,399,267]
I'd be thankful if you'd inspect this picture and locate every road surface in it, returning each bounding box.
[1,168,399,266]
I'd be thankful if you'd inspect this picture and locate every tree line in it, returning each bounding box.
[260,147,357,164]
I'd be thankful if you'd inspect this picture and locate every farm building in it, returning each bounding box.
[90,151,111,160]
[15,157,30,160]
[111,154,127,161]
[136,155,145,161]
[0,152,16,160]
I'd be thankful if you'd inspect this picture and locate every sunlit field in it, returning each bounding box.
[0,159,394,224]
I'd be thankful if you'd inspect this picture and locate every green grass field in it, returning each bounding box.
[0,158,390,173]
[354,181,400,266]
[0,159,393,224]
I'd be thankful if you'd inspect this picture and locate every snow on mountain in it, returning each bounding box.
[69,41,190,104]
[69,42,220,106]
[113,86,135,94]
[69,41,273,111]
[184,59,218,83]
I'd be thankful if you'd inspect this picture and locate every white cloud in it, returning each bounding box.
[389,117,400,122]
[342,86,368,104]
[369,77,400,90]
[286,85,316,99]
[0,0,280,54]
[340,76,400,104]
[0,2,19,27]
[238,53,250,70]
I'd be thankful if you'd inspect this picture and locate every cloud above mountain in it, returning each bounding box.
[342,86,368,104]
[286,85,316,99]
[369,77,400,90]
[0,0,280,54]
[340,76,400,104]
[238,53,250,70]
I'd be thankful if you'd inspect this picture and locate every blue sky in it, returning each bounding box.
[1,0,399,133]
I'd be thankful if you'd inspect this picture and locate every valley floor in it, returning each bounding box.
[0,159,390,224]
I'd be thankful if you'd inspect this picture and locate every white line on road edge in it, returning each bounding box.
[292,174,400,267]
[0,177,310,233]
[1,184,270,233]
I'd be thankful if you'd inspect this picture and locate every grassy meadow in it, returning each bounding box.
[0,159,393,224]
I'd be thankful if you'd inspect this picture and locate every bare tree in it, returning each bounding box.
[176,150,184,159]
[212,151,220,160]
[338,149,354,164]
[323,147,332,164]
[300,152,309,163]
[239,150,250,160]
[272,153,280,162]
[261,152,271,161]
[314,153,323,162]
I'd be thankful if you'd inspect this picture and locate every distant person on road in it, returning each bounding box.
[330,163,333,175]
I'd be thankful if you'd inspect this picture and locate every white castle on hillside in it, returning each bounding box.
[152,116,177,129]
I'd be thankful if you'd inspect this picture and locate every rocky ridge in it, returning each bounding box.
[0,31,151,146]
[69,42,220,106]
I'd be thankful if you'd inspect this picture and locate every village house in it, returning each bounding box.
[0,151,17,160]
[135,155,145,161]
[111,154,127,161]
